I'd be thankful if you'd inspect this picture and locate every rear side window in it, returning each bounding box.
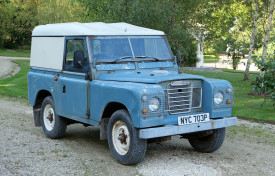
[64,39,89,72]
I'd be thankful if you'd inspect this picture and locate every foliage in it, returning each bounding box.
[204,0,271,56]
[0,0,37,48]
[252,56,275,102]
[37,0,88,24]
[83,0,198,66]
[0,0,199,65]
[225,37,245,70]
[0,0,87,48]
[254,41,275,56]
[0,0,274,67]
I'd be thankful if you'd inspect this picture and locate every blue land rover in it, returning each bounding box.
[28,22,237,165]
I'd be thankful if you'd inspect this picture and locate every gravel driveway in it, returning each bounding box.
[0,56,29,79]
[0,98,274,176]
[0,58,274,176]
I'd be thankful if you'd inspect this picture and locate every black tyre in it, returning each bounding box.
[188,128,226,153]
[41,96,67,139]
[107,109,147,165]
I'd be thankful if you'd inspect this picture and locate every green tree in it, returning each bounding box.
[37,0,88,24]
[0,0,87,48]
[83,0,198,66]
[0,0,38,48]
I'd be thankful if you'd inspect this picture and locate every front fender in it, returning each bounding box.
[90,80,161,128]
[202,78,233,118]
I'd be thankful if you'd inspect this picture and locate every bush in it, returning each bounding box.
[252,56,275,102]
[225,38,245,70]
[169,29,197,67]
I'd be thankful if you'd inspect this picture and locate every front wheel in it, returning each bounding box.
[188,128,226,153]
[107,109,147,165]
[41,96,67,139]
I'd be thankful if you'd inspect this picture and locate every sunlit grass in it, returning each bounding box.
[0,48,30,57]
[204,55,219,63]
[221,68,260,74]
[0,60,29,98]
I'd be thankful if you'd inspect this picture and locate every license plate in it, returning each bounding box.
[178,113,210,125]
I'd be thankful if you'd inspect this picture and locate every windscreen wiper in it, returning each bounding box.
[114,56,133,63]
[135,56,160,61]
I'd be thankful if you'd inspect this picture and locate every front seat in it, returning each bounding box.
[73,50,85,68]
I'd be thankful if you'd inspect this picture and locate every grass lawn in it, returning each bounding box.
[0,48,30,57]
[182,70,275,122]
[221,68,260,74]
[204,55,219,63]
[0,60,29,98]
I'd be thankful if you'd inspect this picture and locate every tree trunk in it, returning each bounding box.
[262,0,274,61]
[244,0,259,81]
[196,32,204,68]
[260,0,274,85]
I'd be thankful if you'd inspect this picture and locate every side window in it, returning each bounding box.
[64,39,89,72]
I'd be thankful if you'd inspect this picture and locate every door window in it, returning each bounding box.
[64,39,89,72]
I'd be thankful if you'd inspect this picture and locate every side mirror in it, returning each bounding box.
[177,50,182,66]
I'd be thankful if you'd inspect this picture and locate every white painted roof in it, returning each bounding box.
[32,22,165,36]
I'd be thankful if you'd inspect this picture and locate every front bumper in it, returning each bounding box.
[139,117,237,139]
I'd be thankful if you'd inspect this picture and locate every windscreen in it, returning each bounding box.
[91,36,172,61]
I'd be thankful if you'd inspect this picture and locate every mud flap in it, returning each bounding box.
[33,108,41,127]
[100,118,109,140]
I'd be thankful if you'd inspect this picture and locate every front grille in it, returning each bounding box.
[166,81,192,114]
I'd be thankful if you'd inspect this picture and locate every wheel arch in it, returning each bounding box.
[32,89,53,127]
[100,102,129,122]
[99,102,129,141]
[34,89,53,108]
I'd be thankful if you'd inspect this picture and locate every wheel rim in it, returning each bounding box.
[43,104,55,131]
[112,120,130,155]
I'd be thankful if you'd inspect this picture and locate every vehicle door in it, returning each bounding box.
[57,37,90,119]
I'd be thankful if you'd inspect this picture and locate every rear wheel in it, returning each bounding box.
[107,109,147,165]
[41,96,67,139]
[188,128,226,153]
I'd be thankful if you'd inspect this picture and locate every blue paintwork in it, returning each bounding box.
[28,66,234,129]
[96,69,205,83]
[137,61,173,69]
[28,35,236,137]
[28,68,59,107]
[57,72,89,119]
[96,63,136,71]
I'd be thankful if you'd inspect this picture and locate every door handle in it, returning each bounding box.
[63,85,66,93]
[53,74,59,81]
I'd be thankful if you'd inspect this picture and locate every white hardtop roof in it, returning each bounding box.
[32,22,165,36]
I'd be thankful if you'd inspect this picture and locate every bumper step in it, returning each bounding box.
[139,117,237,139]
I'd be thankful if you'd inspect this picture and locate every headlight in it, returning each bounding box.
[214,92,224,105]
[149,98,160,112]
